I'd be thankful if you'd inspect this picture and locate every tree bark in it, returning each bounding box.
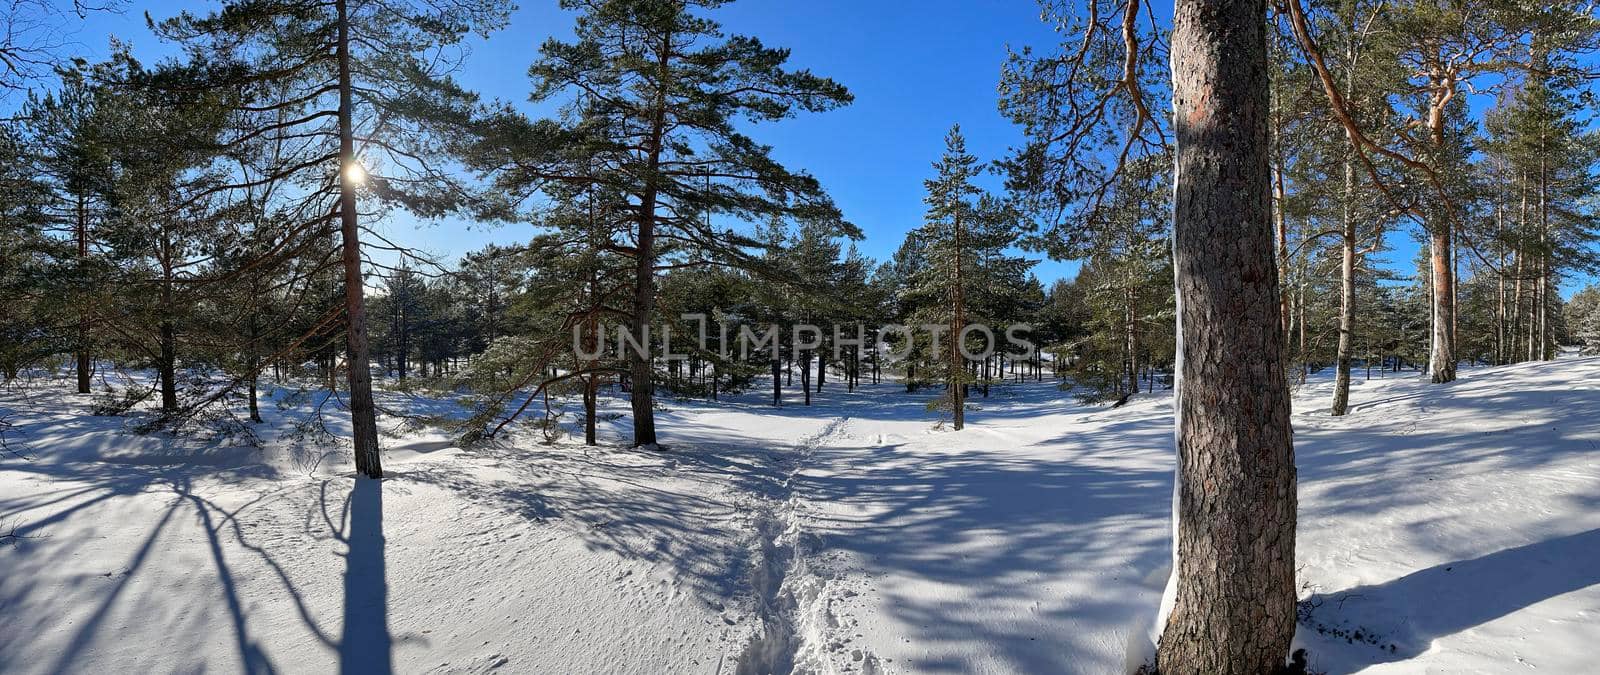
[1331,154,1357,416]
[75,194,91,394]
[337,0,382,478]
[625,30,675,448]
[1161,1,1297,671]
[1428,223,1456,383]
[951,212,965,431]
[771,358,781,407]
[158,230,177,413]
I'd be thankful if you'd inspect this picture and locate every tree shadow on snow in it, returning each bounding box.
[338,478,393,674]
[1300,528,1600,669]
[0,433,398,673]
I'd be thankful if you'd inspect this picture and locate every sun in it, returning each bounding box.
[343,161,367,186]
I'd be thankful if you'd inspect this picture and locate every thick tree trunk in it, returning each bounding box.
[625,28,675,448]
[1428,224,1457,383]
[159,320,178,413]
[1160,2,1297,672]
[337,0,382,478]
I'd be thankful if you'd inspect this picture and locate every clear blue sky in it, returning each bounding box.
[53,0,1598,295]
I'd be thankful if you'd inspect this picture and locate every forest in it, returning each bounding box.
[2,0,1599,673]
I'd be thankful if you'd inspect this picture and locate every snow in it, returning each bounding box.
[2,357,1598,673]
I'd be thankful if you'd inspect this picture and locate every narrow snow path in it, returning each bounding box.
[734,415,852,675]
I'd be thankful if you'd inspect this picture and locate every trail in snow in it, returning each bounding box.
[734,415,880,675]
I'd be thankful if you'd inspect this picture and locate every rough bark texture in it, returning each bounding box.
[337,0,382,479]
[159,321,178,413]
[1162,0,1298,671]
[1428,225,1456,383]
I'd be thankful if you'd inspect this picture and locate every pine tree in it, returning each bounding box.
[482,0,856,446]
[156,0,512,476]
[23,67,117,393]
[903,125,1031,429]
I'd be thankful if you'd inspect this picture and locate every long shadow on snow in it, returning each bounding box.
[400,430,794,608]
[0,424,398,673]
[1295,359,1600,521]
[1300,527,1600,670]
[789,427,1174,672]
[0,455,285,674]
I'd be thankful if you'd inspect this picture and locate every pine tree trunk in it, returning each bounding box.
[816,346,825,392]
[1272,162,1290,345]
[337,0,382,478]
[951,211,966,430]
[1495,205,1506,365]
[772,358,781,406]
[1332,155,1357,416]
[247,301,262,423]
[624,28,675,449]
[159,319,178,413]
[75,195,91,394]
[1538,154,1549,361]
[1423,76,1457,384]
[1161,1,1297,671]
[1428,224,1457,383]
[1126,285,1140,395]
[584,374,597,446]
[158,232,178,413]
[801,350,811,406]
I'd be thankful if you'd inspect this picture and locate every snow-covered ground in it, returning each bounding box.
[2,357,1597,673]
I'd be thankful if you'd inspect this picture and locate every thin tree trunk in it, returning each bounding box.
[1332,153,1357,415]
[1160,2,1297,671]
[158,231,178,413]
[247,297,263,423]
[1496,204,1506,365]
[951,213,965,431]
[1538,153,1549,361]
[771,358,781,406]
[1126,284,1140,394]
[337,0,381,478]
[75,195,91,394]
[801,349,811,406]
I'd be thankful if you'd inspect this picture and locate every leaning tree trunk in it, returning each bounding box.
[337,0,382,479]
[1161,1,1298,672]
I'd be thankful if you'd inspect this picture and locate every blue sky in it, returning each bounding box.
[53,0,1596,295]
